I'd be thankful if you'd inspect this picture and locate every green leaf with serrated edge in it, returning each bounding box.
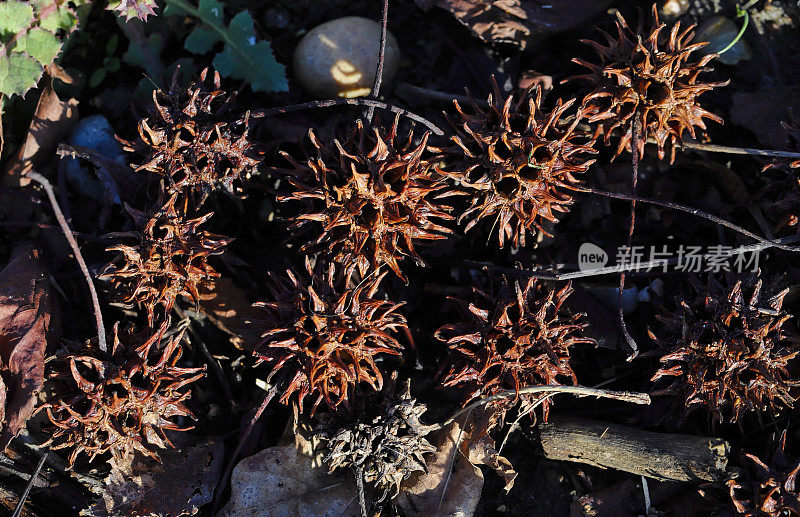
[0,51,43,97]
[31,0,78,34]
[13,28,62,66]
[184,25,219,54]
[0,1,35,40]
[123,32,165,77]
[211,11,287,92]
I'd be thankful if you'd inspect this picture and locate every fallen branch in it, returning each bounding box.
[538,416,729,482]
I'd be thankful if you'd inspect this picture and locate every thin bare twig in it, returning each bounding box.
[437,385,650,430]
[12,451,48,517]
[395,82,489,108]
[26,171,107,353]
[366,0,389,123]
[619,118,641,360]
[674,140,800,160]
[253,99,444,136]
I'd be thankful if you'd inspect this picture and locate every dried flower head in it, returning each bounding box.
[318,373,436,503]
[650,273,800,424]
[435,277,591,420]
[276,117,453,282]
[102,193,232,325]
[724,431,800,516]
[41,323,205,465]
[568,5,727,161]
[124,68,261,204]
[434,81,596,248]
[255,259,408,414]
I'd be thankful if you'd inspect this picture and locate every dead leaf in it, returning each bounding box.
[0,243,55,449]
[730,86,800,147]
[4,79,79,187]
[83,440,225,516]
[396,417,484,517]
[220,434,359,517]
[435,0,612,48]
[198,277,264,351]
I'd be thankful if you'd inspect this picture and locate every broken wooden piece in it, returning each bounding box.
[538,416,729,482]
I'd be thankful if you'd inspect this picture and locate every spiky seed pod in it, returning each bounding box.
[567,5,727,161]
[41,323,205,465]
[102,193,232,325]
[255,259,408,414]
[435,277,591,421]
[434,81,596,248]
[723,431,800,516]
[318,373,436,503]
[650,273,800,425]
[276,117,453,282]
[124,68,261,204]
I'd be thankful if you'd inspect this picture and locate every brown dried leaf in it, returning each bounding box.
[396,418,484,517]
[83,440,225,516]
[220,438,359,517]
[435,0,612,48]
[4,81,79,187]
[0,243,55,449]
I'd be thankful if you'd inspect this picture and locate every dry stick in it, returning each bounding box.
[366,0,389,123]
[253,99,444,136]
[213,378,284,511]
[458,234,800,282]
[673,140,800,160]
[395,82,489,108]
[12,451,48,517]
[619,118,642,360]
[25,172,107,353]
[355,466,368,517]
[436,385,650,430]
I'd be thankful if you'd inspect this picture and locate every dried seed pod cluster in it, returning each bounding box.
[319,374,436,502]
[255,259,408,414]
[101,193,231,325]
[435,278,591,420]
[436,82,596,248]
[41,324,204,465]
[276,117,453,281]
[123,68,261,204]
[569,6,727,161]
[650,273,800,424]
[726,431,800,516]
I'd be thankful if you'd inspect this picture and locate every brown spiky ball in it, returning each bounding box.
[435,81,596,248]
[254,259,408,414]
[650,273,800,425]
[124,68,261,204]
[101,192,231,325]
[41,323,205,465]
[435,277,591,421]
[318,373,436,503]
[275,117,453,282]
[568,5,727,161]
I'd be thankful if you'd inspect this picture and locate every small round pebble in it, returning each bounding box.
[293,16,400,99]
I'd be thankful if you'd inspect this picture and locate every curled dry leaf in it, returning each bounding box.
[4,80,79,187]
[396,417,484,517]
[82,440,224,516]
[0,242,55,449]
[220,434,359,517]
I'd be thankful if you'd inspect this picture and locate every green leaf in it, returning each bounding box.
[13,28,62,66]
[164,0,287,93]
[123,32,165,77]
[0,1,35,40]
[211,11,287,93]
[0,50,43,97]
[89,67,107,88]
[184,25,218,54]
[105,34,119,55]
[31,0,78,34]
